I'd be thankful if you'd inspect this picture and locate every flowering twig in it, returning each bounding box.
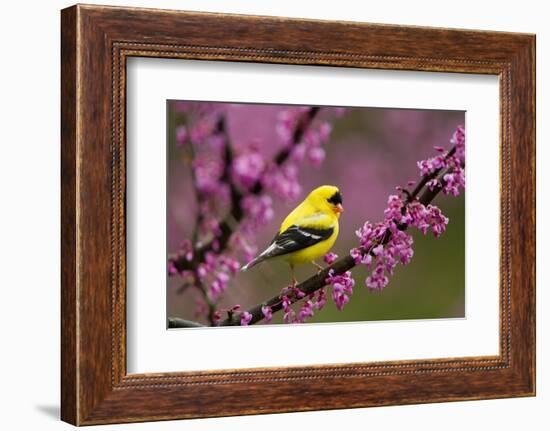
[217,127,465,326]
[217,179,447,326]
[171,107,320,273]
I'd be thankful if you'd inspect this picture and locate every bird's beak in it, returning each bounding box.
[334,203,344,214]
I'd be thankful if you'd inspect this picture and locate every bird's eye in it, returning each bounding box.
[327,191,343,205]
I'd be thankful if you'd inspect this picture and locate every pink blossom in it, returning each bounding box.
[290,143,307,162]
[219,256,241,274]
[296,300,315,323]
[230,232,258,264]
[206,134,225,151]
[303,129,320,147]
[426,179,440,191]
[315,288,327,310]
[282,295,295,323]
[323,252,338,265]
[212,310,221,326]
[241,194,274,233]
[189,116,217,144]
[175,125,187,146]
[355,221,387,250]
[326,269,355,311]
[350,247,362,264]
[176,239,193,262]
[366,264,389,291]
[417,154,447,176]
[261,305,273,323]
[308,147,326,167]
[232,149,266,190]
[240,311,252,326]
[442,169,465,196]
[384,194,406,223]
[193,157,223,195]
[168,261,178,276]
[451,125,465,162]
[427,205,449,237]
[318,122,332,141]
[276,109,298,143]
[196,264,207,279]
[406,201,431,234]
[262,164,301,202]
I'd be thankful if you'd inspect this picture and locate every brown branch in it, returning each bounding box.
[219,150,462,326]
[172,106,321,273]
[168,317,205,328]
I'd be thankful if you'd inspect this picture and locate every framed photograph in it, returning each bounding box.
[61,4,535,425]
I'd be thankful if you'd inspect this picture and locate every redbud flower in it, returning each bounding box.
[308,147,326,167]
[296,300,315,323]
[350,247,362,264]
[241,195,274,230]
[240,311,252,326]
[417,154,447,176]
[282,295,295,323]
[366,264,389,292]
[212,310,221,326]
[355,221,386,250]
[168,261,178,276]
[318,122,332,141]
[276,109,297,143]
[451,125,465,162]
[175,125,187,146]
[261,305,273,323]
[315,288,327,310]
[427,205,449,237]
[303,129,320,147]
[324,252,338,265]
[263,164,301,202]
[232,150,266,190]
[426,179,440,191]
[219,256,241,275]
[193,157,223,195]
[442,170,465,196]
[384,194,406,223]
[189,116,217,144]
[407,201,431,234]
[326,269,355,311]
[196,264,207,279]
[291,143,307,162]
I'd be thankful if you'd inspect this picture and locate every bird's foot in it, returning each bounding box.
[311,261,325,273]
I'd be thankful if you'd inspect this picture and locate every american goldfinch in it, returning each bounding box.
[242,185,343,286]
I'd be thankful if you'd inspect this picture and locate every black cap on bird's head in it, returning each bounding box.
[328,190,343,214]
[327,190,343,206]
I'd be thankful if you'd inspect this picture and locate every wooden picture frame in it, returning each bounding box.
[61,4,535,425]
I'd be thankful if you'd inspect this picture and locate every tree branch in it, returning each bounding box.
[172,107,321,273]
[168,317,205,328]
[219,151,462,326]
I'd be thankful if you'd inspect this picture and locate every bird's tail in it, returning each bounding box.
[240,256,265,272]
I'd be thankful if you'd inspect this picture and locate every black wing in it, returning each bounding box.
[259,225,334,260]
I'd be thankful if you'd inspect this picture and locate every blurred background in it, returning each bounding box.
[167,102,465,325]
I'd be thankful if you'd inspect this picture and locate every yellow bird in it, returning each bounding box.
[241,185,343,286]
